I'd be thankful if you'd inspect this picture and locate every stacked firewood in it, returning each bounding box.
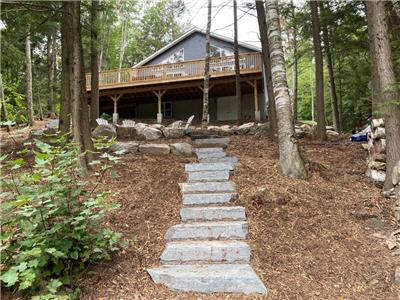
[366,118,386,183]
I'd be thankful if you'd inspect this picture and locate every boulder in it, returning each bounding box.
[163,128,185,139]
[139,144,170,155]
[236,122,256,135]
[255,123,269,137]
[294,128,305,139]
[170,143,193,156]
[170,121,182,129]
[141,127,162,140]
[109,141,139,154]
[300,123,312,133]
[92,124,117,139]
[326,129,339,136]
[151,124,165,131]
[116,126,137,139]
[46,119,59,133]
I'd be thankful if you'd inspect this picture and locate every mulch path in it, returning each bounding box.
[78,134,399,300]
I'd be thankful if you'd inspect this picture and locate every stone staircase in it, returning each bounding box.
[148,137,267,295]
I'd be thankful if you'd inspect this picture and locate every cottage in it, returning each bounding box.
[86,28,267,124]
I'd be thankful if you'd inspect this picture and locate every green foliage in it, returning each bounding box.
[0,135,126,298]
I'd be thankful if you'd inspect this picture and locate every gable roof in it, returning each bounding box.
[133,27,261,67]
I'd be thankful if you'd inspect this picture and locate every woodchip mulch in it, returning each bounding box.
[71,135,398,299]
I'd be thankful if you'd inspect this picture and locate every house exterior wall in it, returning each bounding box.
[143,32,254,66]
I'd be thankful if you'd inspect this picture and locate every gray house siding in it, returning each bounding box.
[143,32,254,66]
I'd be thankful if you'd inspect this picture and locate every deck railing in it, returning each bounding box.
[86,52,262,90]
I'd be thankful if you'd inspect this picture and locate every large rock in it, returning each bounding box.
[147,264,267,294]
[92,124,117,139]
[150,124,165,131]
[46,119,59,133]
[141,127,162,140]
[170,143,193,156]
[163,128,185,139]
[109,141,139,154]
[326,129,339,137]
[254,123,269,137]
[116,126,137,139]
[139,144,170,155]
[170,121,182,129]
[194,137,230,148]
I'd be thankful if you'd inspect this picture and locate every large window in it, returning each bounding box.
[161,48,184,64]
[162,102,172,118]
[210,44,233,57]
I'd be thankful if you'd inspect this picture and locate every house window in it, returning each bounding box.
[210,44,233,57]
[162,102,172,118]
[161,48,184,64]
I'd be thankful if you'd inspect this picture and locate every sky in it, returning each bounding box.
[183,0,262,48]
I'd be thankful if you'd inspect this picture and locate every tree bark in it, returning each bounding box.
[234,0,242,123]
[365,1,383,117]
[0,74,11,131]
[291,1,298,124]
[367,1,400,190]
[310,1,326,141]
[47,29,57,119]
[320,2,341,133]
[118,3,127,82]
[90,0,100,128]
[255,0,277,139]
[66,1,94,175]
[265,0,307,179]
[25,27,35,126]
[59,8,71,133]
[202,0,211,126]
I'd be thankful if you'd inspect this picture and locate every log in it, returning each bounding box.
[371,118,384,129]
[371,127,386,139]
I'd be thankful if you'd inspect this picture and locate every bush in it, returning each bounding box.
[0,135,126,298]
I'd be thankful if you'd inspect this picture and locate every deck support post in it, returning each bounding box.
[110,94,122,124]
[153,89,167,123]
[247,80,260,121]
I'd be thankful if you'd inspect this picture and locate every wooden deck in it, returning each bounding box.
[86,52,262,91]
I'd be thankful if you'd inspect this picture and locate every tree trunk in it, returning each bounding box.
[255,0,277,140]
[59,9,71,133]
[117,5,127,82]
[367,1,400,191]
[234,0,242,123]
[320,2,341,133]
[265,0,307,179]
[310,1,326,141]
[25,27,35,126]
[47,30,56,119]
[90,0,100,128]
[0,74,11,131]
[202,0,211,127]
[66,1,94,175]
[365,1,383,117]
[291,1,298,124]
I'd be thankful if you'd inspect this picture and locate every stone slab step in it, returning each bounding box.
[160,240,250,264]
[195,147,224,154]
[180,181,235,194]
[182,193,237,206]
[185,162,234,172]
[196,151,226,159]
[147,264,267,294]
[194,137,230,148]
[187,170,230,182]
[165,221,248,241]
[200,156,239,165]
[180,206,245,221]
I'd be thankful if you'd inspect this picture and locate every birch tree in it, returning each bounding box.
[234,0,242,122]
[291,0,298,124]
[265,0,307,179]
[91,0,100,128]
[202,0,212,126]
[25,26,35,126]
[255,0,276,139]
[47,29,56,119]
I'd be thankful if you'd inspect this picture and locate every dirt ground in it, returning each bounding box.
[76,134,399,300]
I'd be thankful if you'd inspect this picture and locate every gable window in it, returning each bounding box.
[161,48,184,64]
[210,44,233,57]
[162,102,172,118]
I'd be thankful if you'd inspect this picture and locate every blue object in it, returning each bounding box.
[351,133,368,142]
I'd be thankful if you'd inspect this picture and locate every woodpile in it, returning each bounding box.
[366,118,386,183]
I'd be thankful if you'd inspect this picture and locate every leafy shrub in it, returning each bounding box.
[0,135,126,298]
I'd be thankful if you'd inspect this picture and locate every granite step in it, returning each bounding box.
[147,264,267,294]
[185,162,234,172]
[182,193,237,206]
[194,137,230,148]
[195,147,224,154]
[180,181,236,194]
[187,170,230,182]
[165,221,248,241]
[199,156,239,165]
[180,206,245,221]
[196,151,226,159]
[160,240,250,264]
